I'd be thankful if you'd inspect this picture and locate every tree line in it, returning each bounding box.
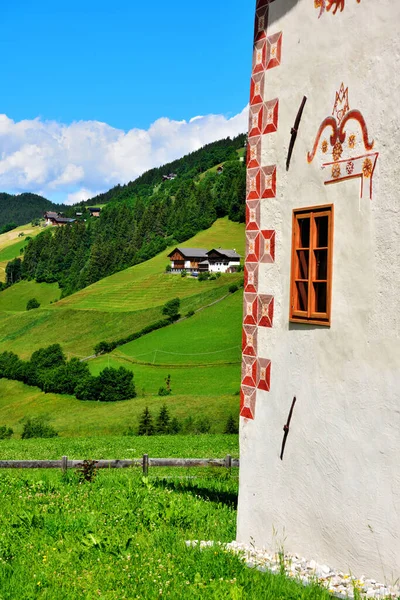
[0,344,135,402]
[7,147,246,296]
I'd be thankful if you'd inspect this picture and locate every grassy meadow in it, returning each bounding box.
[0,281,60,312]
[0,436,332,600]
[0,224,44,283]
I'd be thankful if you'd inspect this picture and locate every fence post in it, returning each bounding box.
[225,454,232,469]
[143,454,149,476]
[61,456,68,474]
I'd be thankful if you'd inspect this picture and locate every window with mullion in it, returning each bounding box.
[290,205,333,326]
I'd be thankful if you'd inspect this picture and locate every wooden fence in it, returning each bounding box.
[0,455,239,475]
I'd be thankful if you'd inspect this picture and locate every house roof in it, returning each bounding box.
[207,249,241,259]
[88,207,101,212]
[44,211,59,218]
[54,217,75,224]
[168,247,208,259]
[198,260,210,265]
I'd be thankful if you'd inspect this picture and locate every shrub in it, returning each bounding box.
[0,425,13,440]
[198,272,210,282]
[209,274,217,280]
[215,272,222,278]
[21,417,58,439]
[138,407,155,436]
[75,460,98,483]
[94,341,115,355]
[180,270,187,278]
[228,284,239,294]
[169,417,181,434]
[186,310,195,318]
[30,344,66,370]
[158,387,170,397]
[224,414,239,434]
[26,298,40,311]
[156,404,171,434]
[165,264,172,272]
[162,297,180,321]
[195,416,211,434]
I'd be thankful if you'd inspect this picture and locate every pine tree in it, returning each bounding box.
[138,407,154,436]
[224,414,239,434]
[156,404,171,434]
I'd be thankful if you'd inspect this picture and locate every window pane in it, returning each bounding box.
[314,250,327,280]
[296,250,309,279]
[313,282,327,313]
[315,216,328,248]
[298,218,310,248]
[296,282,308,312]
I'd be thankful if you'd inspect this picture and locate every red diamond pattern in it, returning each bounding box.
[244,263,259,294]
[254,5,269,42]
[246,231,260,263]
[247,137,261,169]
[240,385,257,420]
[260,230,276,263]
[266,32,283,70]
[248,104,263,138]
[246,200,260,231]
[242,355,258,388]
[252,39,266,75]
[247,168,261,200]
[242,325,258,357]
[250,72,265,106]
[263,98,279,134]
[257,358,271,391]
[243,293,258,326]
[261,165,277,198]
[258,295,274,327]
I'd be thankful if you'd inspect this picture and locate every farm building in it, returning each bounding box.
[88,207,101,217]
[44,212,75,227]
[199,249,241,273]
[168,247,241,273]
[238,0,400,583]
[167,248,208,273]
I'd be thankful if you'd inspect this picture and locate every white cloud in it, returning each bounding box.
[0,107,248,205]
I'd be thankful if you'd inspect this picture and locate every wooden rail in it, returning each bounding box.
[0,455,239,474]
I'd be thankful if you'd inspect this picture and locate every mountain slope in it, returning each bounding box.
[0,193,60,228]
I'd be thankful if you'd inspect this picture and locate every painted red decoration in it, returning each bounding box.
[316,0,361,17]
[253,39,267,75]
[250,73,265,106]
[244,263,259,294]
[246,231,261,263]
[247,137,262,169]
[261,165,277,198]
[247,168,261,200]
[258,295,274,328]
[307,84,378,199]
[242,355,258,388]
[257,358,271,391]
[242,325,258,357]
[246,200,261,231]
[249,104,264,138]
[240,385,257,420]
[266,32,283,70]
[254,4,269,42]
[243,293,258,326]
[260,230,276,263]
[263,98,279,134]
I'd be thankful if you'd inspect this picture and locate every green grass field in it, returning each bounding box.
[0,224,45,282]
[0,281,60,312]
[116,291,242,366]
[0,435,331,600]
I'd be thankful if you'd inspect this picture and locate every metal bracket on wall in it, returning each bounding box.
[286,97,307,171]
[280,396,297,460]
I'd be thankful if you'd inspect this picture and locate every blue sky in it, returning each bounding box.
[1,0,252,130]
[0,1,252,203]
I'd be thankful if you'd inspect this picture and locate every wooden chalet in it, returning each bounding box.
[44,211,75,227]
[205,248,241,273]
[167,248,208,272]
[88,207,101,217]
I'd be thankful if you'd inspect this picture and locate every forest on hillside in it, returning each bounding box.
[0,193,61,229]
[5,135,246,297]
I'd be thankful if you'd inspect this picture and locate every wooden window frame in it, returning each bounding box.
[289,204,334,327]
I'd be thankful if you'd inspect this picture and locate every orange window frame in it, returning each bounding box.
[289,204,334,326]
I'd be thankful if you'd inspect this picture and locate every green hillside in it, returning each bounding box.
[0,218,244,360]
[57,217,244,312]
[0,193,60,228]
[0,281,60,311]
[0,224,44,282]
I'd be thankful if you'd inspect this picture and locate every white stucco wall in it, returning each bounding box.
[238,0,400,582]
[209,260,239,273]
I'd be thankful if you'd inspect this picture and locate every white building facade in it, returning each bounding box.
[238,0,400,582]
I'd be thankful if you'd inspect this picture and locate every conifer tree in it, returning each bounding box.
[138,407,154,436]
[156,404,171,434]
